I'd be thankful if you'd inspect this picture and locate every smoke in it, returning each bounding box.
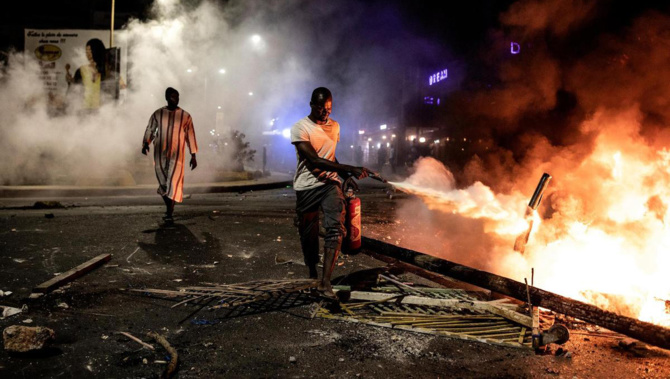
[456,1,670,190]
[391,1,670,323]
[0,0,447,185]
[500,0,598,37]
[391,157,529,271]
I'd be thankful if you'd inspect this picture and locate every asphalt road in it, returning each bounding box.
[0,183,668,378]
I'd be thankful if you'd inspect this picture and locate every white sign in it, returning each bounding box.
[24,29,127,111]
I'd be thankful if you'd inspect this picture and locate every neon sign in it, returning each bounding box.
[510,42,520,54]
[428,68,448,86]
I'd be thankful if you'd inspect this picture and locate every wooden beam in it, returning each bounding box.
[33,254,111,293]
[362,236,670,350]
[347,291,532,327]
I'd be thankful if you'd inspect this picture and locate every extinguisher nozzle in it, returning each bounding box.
[368,172,387,183]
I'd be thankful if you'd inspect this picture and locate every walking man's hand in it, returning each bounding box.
[142,143,149,155]
[190,154,198,170]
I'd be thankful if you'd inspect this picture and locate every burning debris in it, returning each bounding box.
[514,173,552,254]
[362,236,670,350]
[388,152,670,329]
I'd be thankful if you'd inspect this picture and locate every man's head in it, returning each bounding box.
[309,87,332,124]
[165,87,179,109]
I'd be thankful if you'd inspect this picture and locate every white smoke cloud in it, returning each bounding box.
[2,0,441,185]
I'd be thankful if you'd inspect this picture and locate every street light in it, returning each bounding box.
[218,68,226,74]
[251,34,262,44]
[248,92,254,96]
[380,124,387,130]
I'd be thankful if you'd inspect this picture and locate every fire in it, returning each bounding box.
[392,110,670,326]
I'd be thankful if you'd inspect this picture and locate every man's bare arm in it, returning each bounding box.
[294,142,369,179]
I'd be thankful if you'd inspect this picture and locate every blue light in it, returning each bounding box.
[428,68,448,86]
[510,42,520,54]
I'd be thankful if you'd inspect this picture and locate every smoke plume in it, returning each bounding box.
[0,0,446,185]
[393,0,670,323]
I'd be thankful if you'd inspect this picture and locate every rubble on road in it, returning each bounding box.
[315,278,542,349]
[1,304,26,319]
[125,272,566,350]
[3,325,55,353]
[127,278,318,317]
[32,253,112,295]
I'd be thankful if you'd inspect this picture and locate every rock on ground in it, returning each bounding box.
[3,326,55,353]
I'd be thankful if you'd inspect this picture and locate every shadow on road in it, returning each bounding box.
[138,222,221,265]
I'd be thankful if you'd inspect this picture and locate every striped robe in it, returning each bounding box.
[143,107,198,202]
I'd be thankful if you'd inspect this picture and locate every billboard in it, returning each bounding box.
[24,29,127,113]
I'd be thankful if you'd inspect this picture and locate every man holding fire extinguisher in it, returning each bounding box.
[291,87,372,299]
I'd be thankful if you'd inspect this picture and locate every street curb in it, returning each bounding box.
[0,180,293,198]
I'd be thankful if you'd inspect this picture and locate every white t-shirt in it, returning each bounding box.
[291,116,341,191]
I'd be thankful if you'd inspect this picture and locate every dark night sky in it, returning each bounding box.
[1,1,511,55]
[3,1,667,57]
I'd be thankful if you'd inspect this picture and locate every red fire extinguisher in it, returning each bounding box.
[344,185,362,253]
[342,172,385,253]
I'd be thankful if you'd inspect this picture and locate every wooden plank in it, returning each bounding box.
[348,291,532,327]
[316,306,529,349]
[33,253,111,294]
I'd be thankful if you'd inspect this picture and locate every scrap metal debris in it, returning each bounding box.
[316,282,541,349]
[128,279,318,312]
[363,236,670,350]
[127,274,566,350]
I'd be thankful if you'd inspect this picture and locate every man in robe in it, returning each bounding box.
[142,87,198,221]
[291,87,371,298]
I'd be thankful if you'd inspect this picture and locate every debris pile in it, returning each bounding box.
[315,278,541,349]
[128,279,317,311]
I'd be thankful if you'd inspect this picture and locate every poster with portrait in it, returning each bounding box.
[24,29,127,113]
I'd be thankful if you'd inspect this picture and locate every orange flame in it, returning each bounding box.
[393,110,670,326]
